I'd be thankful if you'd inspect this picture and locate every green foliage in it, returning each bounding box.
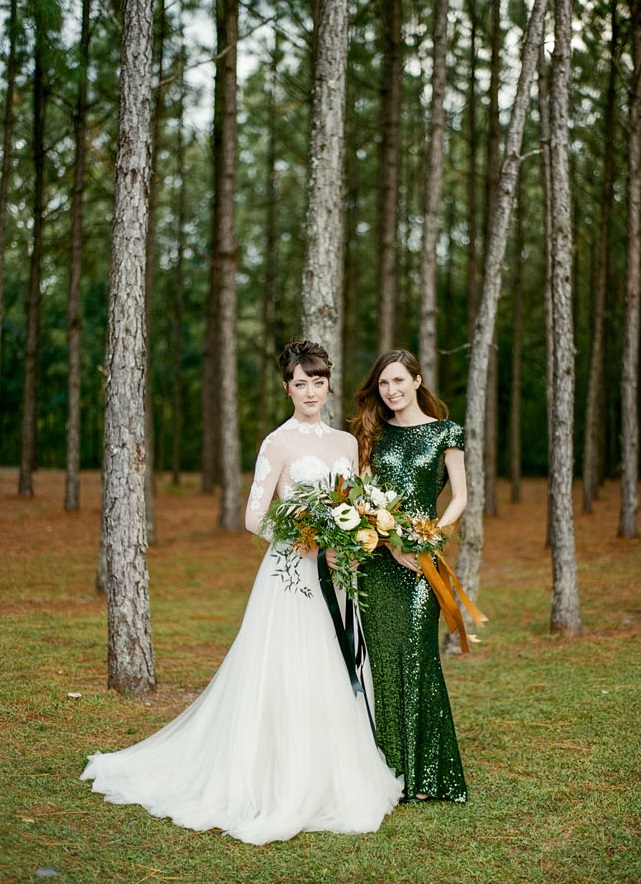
[0,1,631,478]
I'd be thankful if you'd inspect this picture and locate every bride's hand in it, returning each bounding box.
[324,549,358,571]
[325,549,338,569]
[387,543,420,572]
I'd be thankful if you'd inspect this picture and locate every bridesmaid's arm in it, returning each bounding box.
[438,447,467,529]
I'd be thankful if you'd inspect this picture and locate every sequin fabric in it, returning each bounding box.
[360,420,468,803]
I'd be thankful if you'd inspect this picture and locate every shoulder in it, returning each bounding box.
[332,427,358,451]
[438,419,465,451]
[257,420,292,456]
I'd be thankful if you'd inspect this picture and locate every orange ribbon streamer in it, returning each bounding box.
[417,551,488,654]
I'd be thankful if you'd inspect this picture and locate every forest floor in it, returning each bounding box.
[0,469,639,883]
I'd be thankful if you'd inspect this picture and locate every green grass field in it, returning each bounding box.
[0,471,639,883]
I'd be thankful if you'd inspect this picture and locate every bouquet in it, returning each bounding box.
[393,512,488,653]
[262,472,405,601]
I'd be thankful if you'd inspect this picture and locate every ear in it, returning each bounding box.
[283,381,289,397]
[415,375,422,388]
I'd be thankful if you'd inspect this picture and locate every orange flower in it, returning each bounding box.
[410,516,443,547]
[356,527,379,552]
[375,508,396,533]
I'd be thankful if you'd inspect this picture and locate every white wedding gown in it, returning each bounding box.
[81,418,403,845]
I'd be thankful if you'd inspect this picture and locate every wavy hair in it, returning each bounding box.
[352,350,447,470]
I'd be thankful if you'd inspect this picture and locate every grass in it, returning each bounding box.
[0,470,639,883]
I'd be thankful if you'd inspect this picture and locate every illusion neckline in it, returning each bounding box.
[286,417,332,436]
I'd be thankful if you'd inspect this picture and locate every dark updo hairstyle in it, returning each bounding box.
[278,337,332,387]
[352,349,447,470]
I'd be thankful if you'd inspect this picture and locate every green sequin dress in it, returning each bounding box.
[360,419,467,803]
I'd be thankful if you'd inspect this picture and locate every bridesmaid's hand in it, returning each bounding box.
[387,543,420,572]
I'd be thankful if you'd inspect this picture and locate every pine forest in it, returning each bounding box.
[0,0,638,531]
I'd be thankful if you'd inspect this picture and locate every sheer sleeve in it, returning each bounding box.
[244,432,286,537]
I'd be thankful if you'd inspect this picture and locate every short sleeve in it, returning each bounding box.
[244,431,285,537]
[443,420,465,451]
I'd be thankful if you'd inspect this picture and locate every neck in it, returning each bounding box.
[388,404,428,427]
[291,413,323,424]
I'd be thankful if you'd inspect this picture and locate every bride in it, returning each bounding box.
[81,338,403,845]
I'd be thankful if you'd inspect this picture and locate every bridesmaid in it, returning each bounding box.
[352,349,468,804]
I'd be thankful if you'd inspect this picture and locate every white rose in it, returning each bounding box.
[369,486,388,509]
[332,503,361,531]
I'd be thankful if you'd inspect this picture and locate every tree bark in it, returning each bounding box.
[583,0,617,514]
[213,0,241,531]
[418,0,448,390]
[619,0,641,538]
[103,0,156,695]
[172,11,187,487]
[454,0,548,615]
[376,0,402,354]
[0,0,18,420]
[18,6,47,497]
[258,23,279,443]
[483,0,502,518]
[300,0,349,426]
[142,0,167,542]
[64,0,91,512]
[549,0,581,636]
[466,0,479,343]
[509,175,524,503]
[538,37,555,548]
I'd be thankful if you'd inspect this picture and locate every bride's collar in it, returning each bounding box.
[286,417,331,437]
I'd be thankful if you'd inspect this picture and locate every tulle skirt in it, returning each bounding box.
[81,546,403,845]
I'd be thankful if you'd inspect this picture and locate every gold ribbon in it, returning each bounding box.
[417,551,488,654]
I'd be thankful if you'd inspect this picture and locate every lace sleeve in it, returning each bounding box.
[244,432,286,537]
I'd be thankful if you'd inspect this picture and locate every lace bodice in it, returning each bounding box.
[245,418,359,537]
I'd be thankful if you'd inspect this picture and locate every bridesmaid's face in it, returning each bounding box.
[377,362,420,412]
[285,364,329,420]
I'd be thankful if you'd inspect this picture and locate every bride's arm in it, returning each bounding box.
[244,434,286,537]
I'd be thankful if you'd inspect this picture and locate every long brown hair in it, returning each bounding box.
[352,350,447,470]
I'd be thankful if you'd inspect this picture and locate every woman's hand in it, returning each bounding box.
[325,549,359,571]
[325,548,338,569]
[387,543,420,572]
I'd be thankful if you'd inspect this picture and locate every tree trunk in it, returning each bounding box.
[103,0,156,695]
[258,24,279,443]
[466,0,479,342]
[64,0,91,512]
[483,0,502,518]
[300,0,349,427]
[538,38,555,548]
[172,13,187,487]
[418,0,448,390]
[454,0,548,615]
[342,84,361,417]
[509,175,524,503]
[143,0,167,542]
[583,0,617,514]
[0,0,18,419]
[376,0,402,354]
[549,0,581,636]
[18,7,47,497]
[619,0,641,538]
[214,0,241,531]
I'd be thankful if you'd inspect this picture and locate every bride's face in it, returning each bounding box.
[285,364,329,421]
